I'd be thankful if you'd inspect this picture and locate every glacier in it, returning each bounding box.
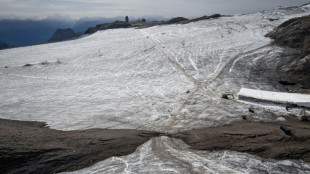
[1,5,310,174]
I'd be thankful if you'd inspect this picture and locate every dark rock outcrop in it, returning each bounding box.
[166,17,188,24]
[266,15,310,89]
[48,28,81,43]
[85,21,131,34]
[266,15,310,53]
[2,116,310,173]
[165,15,221,25]
[187,14,221,23]
[84,27,98,34]
[96,21,131,30]
[174,115,310,163]
[0,41,11,50]
[84,15,223,34]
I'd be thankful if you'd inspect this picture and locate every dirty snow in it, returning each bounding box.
[62,137,310,174]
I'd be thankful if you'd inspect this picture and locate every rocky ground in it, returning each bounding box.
[266,15,310,89]
[1,115,310,174]
[0,119,160,174]
[174,115,310,163]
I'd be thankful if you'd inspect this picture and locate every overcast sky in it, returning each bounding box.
[0,0,309,20]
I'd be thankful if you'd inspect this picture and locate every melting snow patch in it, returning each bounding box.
[238,88,310,108]
[276,117,286,122]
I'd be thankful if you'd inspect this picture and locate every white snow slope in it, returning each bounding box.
[1,6,310,174]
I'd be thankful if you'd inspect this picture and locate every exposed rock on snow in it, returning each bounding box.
[266,15,310,53]
[166,17,189,24]
[282,54,310,75]
[183,14,222,24]
[267,15,310,89]
[85,21,131,34]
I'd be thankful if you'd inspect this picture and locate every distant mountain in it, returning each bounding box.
[72,17,124,33]
[0,16,167,47]
[166,17,188,24]
[135,16,167,22]
[0,19,74,47]
[0,41,11,50]
[48,28,81,43]
[72,16,167,33]
[85,21,131,34]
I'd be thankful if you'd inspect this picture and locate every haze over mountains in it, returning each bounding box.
[0,16,166,47]
[0,18,73,47]
[0,0,308,48]
[0,41,10,50]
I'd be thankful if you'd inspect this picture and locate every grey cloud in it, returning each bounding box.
[0,0,309,19]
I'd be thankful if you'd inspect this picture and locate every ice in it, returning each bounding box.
[62,137,310,174]
[1,6,309,132]
[0,29,195,131]
[1,5,310,174]
[238,88,310,107]
[61,139,189,174]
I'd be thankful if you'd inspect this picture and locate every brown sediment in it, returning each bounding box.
[1,115,310,174]
[0,118,161,174]
[173,115,310,163]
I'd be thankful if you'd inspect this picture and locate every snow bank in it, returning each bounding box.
[238,88,310,108]
[302,3,310,8]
